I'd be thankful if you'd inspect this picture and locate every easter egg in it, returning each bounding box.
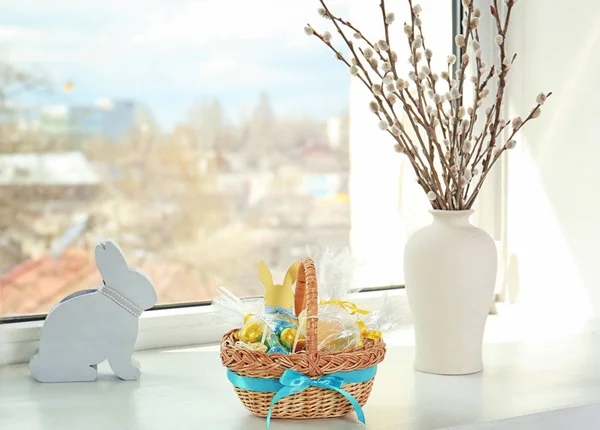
[243,313,256,324]
[268,346,289,354]
[279,328,298,350]
[265,333,283,350]
[273,320,293,336]
[245,342,268,352]
[239,321,264,343]
[293,338,306,353]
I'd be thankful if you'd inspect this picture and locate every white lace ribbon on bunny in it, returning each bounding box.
[98,282,143,317]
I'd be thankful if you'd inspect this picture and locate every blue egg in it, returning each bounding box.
[273,320,293,336]
[268,346,289,355]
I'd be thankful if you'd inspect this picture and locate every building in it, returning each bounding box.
[70,100,138,141]
[0,151,101,202]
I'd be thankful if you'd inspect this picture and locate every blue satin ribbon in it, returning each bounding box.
[227,366,377,429]
[264,305,296,319]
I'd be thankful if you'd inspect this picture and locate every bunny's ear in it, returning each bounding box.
[283,260,300,289]
[258,261,274,289]
[95,239,129,282]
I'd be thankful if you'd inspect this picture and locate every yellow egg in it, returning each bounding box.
[280,328,298,350]
[239,321,264,343]
[244,313,256,324]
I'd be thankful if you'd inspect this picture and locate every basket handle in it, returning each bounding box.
[294,257,318,354]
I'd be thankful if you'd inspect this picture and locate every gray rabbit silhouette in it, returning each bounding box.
[29,239,157,382]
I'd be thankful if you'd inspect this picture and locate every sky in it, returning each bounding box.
[0,0,353,131]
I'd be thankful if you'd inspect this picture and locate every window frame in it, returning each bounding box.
[0,287,405,365]
[0,0,464,365]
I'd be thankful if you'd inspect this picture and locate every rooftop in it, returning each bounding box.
[0,152,100,186]
[0,247,260,318]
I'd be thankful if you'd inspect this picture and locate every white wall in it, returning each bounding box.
[503,0,600,326]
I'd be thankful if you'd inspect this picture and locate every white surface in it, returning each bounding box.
[29,240,157,382]
[404,210,497,375]
[3,319,600,429]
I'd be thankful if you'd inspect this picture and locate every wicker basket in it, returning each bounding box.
[220,257,386,421]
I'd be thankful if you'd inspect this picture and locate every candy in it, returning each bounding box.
[273,320,293,336]
[317,319,360,352]
[279,328,300,350]
[293,338,306,353]
[244,313,256,324]
[235,341,268,352]
[239,321,264,343]
[268,346,289,354]
[265,333,284,350]
[246,342,268,352]
[233,330,240,340]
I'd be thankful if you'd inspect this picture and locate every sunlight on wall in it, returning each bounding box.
[500,0,600,332]
[506,141,592,332]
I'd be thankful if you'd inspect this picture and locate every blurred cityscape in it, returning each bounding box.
[0,62,351,318]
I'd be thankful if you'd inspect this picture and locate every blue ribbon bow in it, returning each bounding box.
[227,366,377,429]
[267,369,365,428]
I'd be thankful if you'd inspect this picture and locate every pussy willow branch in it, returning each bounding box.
[309,0,550,210]
[465,92,553,208]
[309,13,435,195]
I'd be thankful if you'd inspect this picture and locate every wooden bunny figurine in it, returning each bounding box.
[258,261,299,315]
[29,239,157,383]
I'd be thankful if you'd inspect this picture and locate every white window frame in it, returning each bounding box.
[0,288,405,365]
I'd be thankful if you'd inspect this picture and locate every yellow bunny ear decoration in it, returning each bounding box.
[283,261,300,290]
[258,261,274,289]
[260,260,297,314]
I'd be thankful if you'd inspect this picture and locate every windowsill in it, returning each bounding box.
[3,318,600,429]
[0,289,407,365]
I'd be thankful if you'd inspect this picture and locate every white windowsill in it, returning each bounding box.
[0,289,408,365]
[2,315,600,429]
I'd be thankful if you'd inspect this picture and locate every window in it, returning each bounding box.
[0,0,455,322]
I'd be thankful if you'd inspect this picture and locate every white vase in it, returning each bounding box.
[404,210,497,375]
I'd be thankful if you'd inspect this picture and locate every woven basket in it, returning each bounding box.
[220,257,386,420]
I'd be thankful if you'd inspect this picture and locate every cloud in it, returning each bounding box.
[0,0,353,128]
[198,55,239,76]
[131,0,351,49]
[0,26,45,43]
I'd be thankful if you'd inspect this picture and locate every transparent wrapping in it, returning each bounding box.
[236,311,303,354]
[298,303,361,352]
[307,246,359,302]
[216,254,404,355]
[359,293,407,334]
[296,293,406,352]
[211,286,263,328]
